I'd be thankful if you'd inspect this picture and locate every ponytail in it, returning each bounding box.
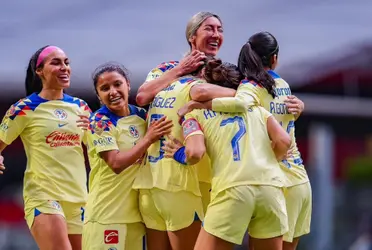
[237,42,276,97]
[25,45,49,96]
[204,59,242,90]
[191,56,243,90]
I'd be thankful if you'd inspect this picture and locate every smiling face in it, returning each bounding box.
[36,48,70,90]
[95,71,130,115]
[190,17,224,56]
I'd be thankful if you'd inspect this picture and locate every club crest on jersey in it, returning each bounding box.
[6,105,16,117]
[129,125,139,138]
[54,109,67,120]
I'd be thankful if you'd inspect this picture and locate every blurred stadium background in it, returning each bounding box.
[0,0,371,249]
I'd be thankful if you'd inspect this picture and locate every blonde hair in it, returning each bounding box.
[185,12,222,48]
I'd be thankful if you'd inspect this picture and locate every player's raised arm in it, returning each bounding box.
[209,81,261,113]
[182,117,206,165]
[178,59,254,117]
[136,51,206,106]
[189,82,235,103]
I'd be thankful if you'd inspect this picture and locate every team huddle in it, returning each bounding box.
[0,11,311,250]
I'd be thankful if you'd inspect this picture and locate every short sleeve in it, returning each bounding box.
[78,99,92,117]
[238,80,265,106]
[145,61,179,82]
[182,78,205,98]
[130,105,147,121]
[88,117,119,154]
[0,103,29,145]
[209,80,263,113]
[257,106,273,122]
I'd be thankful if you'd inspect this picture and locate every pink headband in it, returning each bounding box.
[36,46,60,67]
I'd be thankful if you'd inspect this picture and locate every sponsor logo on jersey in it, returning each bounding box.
[45,131,80,147]
[104,230,119,244]
[93,137,114,146]
[0,123,8,131]
[58,123,68,128]
[54,109,68,120]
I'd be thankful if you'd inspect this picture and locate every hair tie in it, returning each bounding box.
[36,46,60,67]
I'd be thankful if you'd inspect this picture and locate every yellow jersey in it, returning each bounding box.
[211,70,308,187]
[144,60,212,184]
[183,107,285,199]
[145,61,179,82]
[239,71,309,186]
[133,76,211,196]
[0,93,91,203]
[85,104,147,224]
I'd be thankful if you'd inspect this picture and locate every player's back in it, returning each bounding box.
[240,71,308,186]
[186,106,285,198]
[141,76,203,195]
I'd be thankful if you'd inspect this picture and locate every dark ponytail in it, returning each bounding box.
[238,32,279,98]
[25,45,49,96]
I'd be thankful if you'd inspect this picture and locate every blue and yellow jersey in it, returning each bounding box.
[183,107,285,199]
[0,93,91,203]
[133,76,211,196]
[239,71,308,186]
[85,105,147,224]
[145,61,180,82]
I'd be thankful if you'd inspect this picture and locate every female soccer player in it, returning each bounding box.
[0,45,91,250]
[163,59,291,250]
[237,33,310,250]
[136,12,226,217]
[180,32,310,250]
[133,72,234,250]
[82,62,172,250]
[136,11,224,107]
[134,12,235,250]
